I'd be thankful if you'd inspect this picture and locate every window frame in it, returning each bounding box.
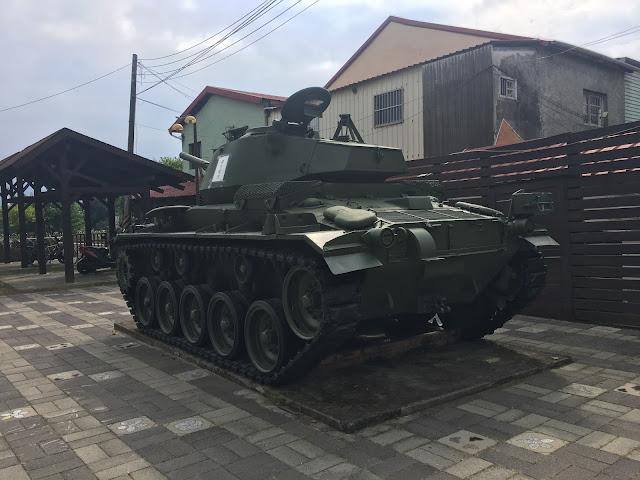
[188,141,202,157]
[373,88,404,127]
[584,90,606,127]
[499,76,517,100]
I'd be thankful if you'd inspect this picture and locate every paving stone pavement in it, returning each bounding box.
[0,286,639,479]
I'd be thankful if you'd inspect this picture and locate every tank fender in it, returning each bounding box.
[522,231,559,247]
[406,228,438,260]
[304,231,382,275]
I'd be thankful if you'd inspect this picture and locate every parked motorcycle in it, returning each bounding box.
[76,246,115,274]
[45,236,65,263]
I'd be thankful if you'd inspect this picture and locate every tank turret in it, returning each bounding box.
[195,88,407,205]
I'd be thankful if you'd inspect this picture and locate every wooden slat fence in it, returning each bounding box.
[74,232,109,249]
[406,120,640,328]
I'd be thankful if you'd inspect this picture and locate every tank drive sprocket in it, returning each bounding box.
[441,248,547,340]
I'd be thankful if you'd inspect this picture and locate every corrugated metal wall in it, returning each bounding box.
[422,45,494,156]
[625,71,640,122]
[319,67,424,161]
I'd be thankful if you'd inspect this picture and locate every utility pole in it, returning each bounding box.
[123,53,137,232]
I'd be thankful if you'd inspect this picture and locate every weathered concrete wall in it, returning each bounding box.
[492,46,626,140]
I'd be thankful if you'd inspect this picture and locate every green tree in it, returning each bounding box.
[157,156,183,170]
[9,204,36,233]
[42,202,85,234]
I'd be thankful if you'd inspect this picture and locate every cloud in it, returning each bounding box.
[0,0,638,164]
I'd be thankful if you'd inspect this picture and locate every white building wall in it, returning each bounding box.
[319,66,424,161]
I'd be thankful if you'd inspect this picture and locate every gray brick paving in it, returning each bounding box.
[0,287,639,479]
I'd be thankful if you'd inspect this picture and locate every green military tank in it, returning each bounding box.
[114,87,556,384]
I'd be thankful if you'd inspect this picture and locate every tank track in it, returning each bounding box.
[118,241,362,385]
[485,248,547,333]
[445,248,547,339]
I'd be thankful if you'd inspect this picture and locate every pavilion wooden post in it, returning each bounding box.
[16,178,28,268]
[1,182,10,264]
[83,197,92,246]
[34,180,47,274]
[60,149,74,283]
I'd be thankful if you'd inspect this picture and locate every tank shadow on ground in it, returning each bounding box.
[115,319,569,432]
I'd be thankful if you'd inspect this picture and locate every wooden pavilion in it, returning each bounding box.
[0,128,192,283]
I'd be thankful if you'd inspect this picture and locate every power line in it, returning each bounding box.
[0,64,129,113]
[138,63,199,95]
[136,97,182,114]
[137,63,193,100]
[143,1,282,69]
[139,0,273,61]
[167,0,317,81]
[146,0,298,77]
[136,123,169,132]
[137,1,292,94]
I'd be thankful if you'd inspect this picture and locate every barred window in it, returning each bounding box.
[584,91,605,126]
[374,89,403,126]
[500,76,516,99]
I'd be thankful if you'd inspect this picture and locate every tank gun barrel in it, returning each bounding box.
[179,152,209,170]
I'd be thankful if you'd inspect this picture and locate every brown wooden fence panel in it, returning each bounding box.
[405,121,640,327]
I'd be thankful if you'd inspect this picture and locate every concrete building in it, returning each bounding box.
[170,87,286,173]
[319,16,638,159]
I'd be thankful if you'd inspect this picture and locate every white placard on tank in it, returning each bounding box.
[212,155,229,182]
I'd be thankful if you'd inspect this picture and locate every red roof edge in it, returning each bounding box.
[324,15,535,89]
[170,87,287,131]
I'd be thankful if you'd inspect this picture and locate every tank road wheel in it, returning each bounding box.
[116,249,135,293]
[156,281,183,336]
[150,248,166,273]
[244,299,292,374]
[174,250,190,277]
[207,291,247,359]
[282,266,323,340]
[135,277,160,328]
[180,285,212,346]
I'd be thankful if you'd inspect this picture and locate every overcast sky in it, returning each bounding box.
[1,0,638,162]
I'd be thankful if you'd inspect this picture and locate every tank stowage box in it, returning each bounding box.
[114,87,557,384]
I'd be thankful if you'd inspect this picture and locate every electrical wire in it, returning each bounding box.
[167,0,318,81]
[0,63,129,113]
[136,97,182,114]
[137,1,290,93]
[139,0,273,61]
[138,63,199,95]
[137,63,193,100]
[143,1,282,69]
[136,123,169,132]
